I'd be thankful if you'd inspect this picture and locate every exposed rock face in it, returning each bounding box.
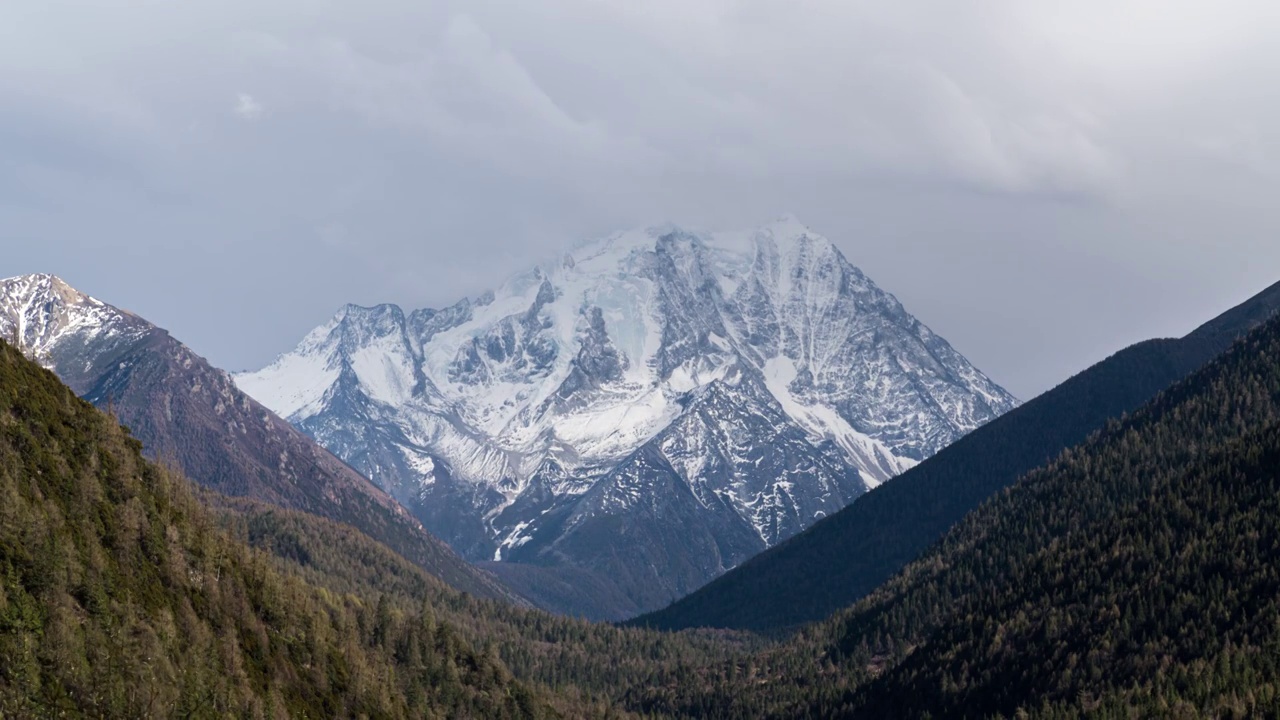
[236,216,1018,618]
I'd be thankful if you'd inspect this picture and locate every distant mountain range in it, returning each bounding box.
[234,216,1017,618]
[0,273,516,602]
[636,277,1280,632]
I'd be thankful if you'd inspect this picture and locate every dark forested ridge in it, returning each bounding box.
[637,278,1280,633]
[839,298,1280,717]
[630,302,1280,718]
[0,339,549,718]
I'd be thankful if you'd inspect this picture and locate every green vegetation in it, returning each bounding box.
[0,338,761,718]
[0,340,548,718]
[628,306,1280,718]
[69,327,514,602]
[841,315,1280,717]
[210,496,761,717]
[8,288,1280,718]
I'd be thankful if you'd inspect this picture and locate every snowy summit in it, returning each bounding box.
[235,216,1018,615]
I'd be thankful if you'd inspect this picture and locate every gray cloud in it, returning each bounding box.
[2,0,1279,397]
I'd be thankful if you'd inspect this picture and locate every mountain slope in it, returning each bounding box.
[627,290,1280,719]
[207,493,764,717]
[236,217,1016,617]
[0,338,549,718]
[637,278,1280,631]
[840,318,1280,717]
[0,274,515,603]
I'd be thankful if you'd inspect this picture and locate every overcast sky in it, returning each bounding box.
[3,1,1279,398]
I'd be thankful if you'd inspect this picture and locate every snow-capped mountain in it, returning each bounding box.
[236,216,1018,618]
[0,273,519,602]
[0,273,153,388]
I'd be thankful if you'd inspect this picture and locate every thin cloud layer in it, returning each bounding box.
[234,93,264,121]
[1,0,1278,396]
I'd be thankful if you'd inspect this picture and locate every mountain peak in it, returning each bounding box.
[3,272,87,304]
[237,219,1017,617]
[0,273,144,365]
[0,273,126,322]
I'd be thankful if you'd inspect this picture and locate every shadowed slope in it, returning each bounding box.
[638,279,1280,632]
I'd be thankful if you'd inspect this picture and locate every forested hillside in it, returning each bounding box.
[639,279,1280,632]
[0,274,516,603]
[8,299,1280,718]
[210,495,760,715]
[0,336,768,718]
[843,312,1280,717]
[632,304,1280,718]
[0,339,548,718]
